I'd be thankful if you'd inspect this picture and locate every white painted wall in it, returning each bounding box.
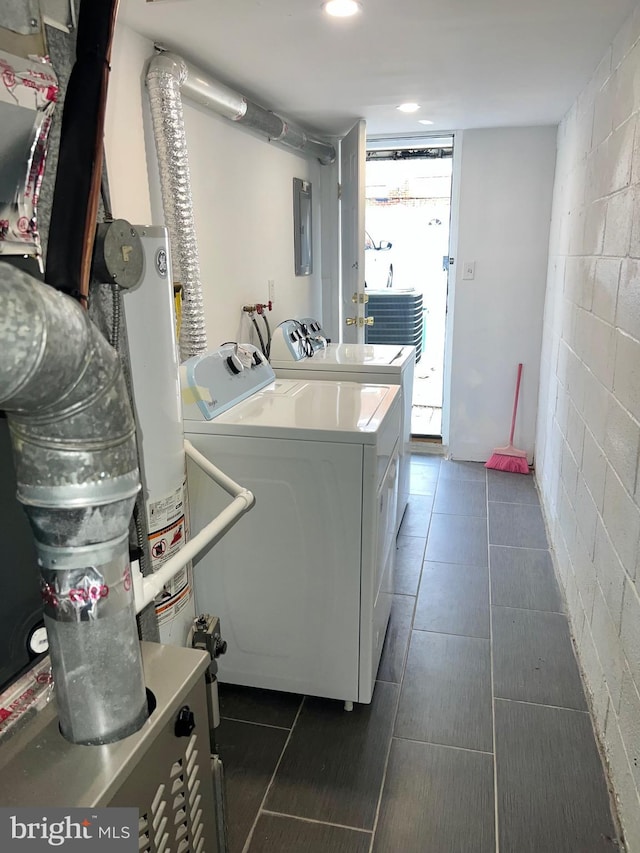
[104,23,154,225]
[182,102,323,345]
[104,21,327,349]
[448,127,557,462]
[536,5,640,847]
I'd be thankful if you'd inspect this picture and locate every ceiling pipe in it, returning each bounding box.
[0,262,148,745]
[152,49,336,165]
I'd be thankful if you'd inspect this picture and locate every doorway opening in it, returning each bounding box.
[365,137,453,438]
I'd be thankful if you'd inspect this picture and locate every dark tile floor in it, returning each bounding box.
[214,455,622,853]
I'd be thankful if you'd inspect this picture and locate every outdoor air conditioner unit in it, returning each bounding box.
[366,290,424,363]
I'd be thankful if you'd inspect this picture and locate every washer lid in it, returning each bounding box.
[185,378,400,443]
[270,343,414,372]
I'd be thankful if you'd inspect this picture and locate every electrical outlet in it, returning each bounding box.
[268,279,275,302]
[462,261,476,280]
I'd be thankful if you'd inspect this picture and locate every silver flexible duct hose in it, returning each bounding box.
[0,263,148,745]
[145,51,335,361]
[146,53,208,361]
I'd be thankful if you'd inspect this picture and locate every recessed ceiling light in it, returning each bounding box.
[418,119,434,125]
[322,0,362,17]
[397,103,420,113]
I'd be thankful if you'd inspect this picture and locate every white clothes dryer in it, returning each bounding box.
[269,319,415,532]
[182,345,401,706]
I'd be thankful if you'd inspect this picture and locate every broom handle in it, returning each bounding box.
[509,364,523,445]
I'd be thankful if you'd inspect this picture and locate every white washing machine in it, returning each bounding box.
[269,318,415,532]
[182,345,400,706]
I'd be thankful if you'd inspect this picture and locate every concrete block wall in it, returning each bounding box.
[536,6,640,849]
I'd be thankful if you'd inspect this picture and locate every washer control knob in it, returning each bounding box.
[252,351,264,366]
[226,354,243,375]
[175,705,196,738]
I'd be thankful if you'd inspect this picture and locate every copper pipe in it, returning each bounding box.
[78,0,120,305]
[45,0,121,306]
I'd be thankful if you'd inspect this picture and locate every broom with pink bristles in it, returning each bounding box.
[485,363,529,475]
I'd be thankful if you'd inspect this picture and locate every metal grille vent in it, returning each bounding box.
[139,813,152,853]
[140,733,206,853]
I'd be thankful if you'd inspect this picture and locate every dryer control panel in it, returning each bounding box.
[181,343,275,421]
[299,317,328,352]
[269,318,327,363]
[269,320,309,362]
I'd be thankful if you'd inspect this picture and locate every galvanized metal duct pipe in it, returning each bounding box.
[171,53,336,165]
[0,263,148,745]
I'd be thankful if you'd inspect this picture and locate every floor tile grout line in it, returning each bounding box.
[489,543,551,554]
[366,661,403,853]
[486,498,541,506]
[367,468,437,853]
[437,479,487,484]
[240,697,306,853]
[261,808,373,836]
[491,604,566,617]
[423,510,489,521]
[487,486,540,500]
[420,558,489,569]
[219,715,292,732]
[397,532,428,542]
[411,627,491,641]
[493,696,590,714]
[392,735,494,757]
[486,467,500,853]
[431,511,488,519]
[487,543,550,552]
[421,508,433,564]
[375,590,420,688]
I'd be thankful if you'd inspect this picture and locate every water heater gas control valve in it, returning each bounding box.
[192,614,227,660]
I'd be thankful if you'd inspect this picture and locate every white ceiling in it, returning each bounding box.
[121,0,637,138]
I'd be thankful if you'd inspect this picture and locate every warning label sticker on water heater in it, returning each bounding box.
[147,481,192,626]
[148,516,185,564]
[148,483,186,532]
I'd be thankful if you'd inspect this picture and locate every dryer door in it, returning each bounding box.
[359,441,399,703]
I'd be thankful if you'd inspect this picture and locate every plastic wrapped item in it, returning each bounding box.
[0,655,53,745]
[0,50,57,260]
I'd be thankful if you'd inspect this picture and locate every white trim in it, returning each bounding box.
[366,133,455,151]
